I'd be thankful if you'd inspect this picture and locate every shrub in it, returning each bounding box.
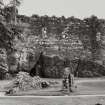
[77,60,105,77]
[0,48,8,79]
[79,70,94,77]
[5,72,50,95]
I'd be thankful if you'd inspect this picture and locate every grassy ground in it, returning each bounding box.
[0,96,105,105]
[0,78,105,96]
[0,78,105,105]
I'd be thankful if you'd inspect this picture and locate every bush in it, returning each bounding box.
[44,66,64,78]
[39,55,67,78]
[79,70,94,77]
[77,60,105,77]
[0,48,8,79]
[5,72,50,95]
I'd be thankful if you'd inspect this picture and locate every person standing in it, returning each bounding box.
[62,67,74,93]
[68,69,74,92]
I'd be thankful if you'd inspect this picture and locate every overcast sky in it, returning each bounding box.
[5,0,105,18]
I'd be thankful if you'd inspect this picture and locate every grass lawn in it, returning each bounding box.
[0,78,105,105]
[0,78,105,96]
[0,96,105,105]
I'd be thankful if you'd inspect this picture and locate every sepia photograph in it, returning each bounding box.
[0,0,105,105]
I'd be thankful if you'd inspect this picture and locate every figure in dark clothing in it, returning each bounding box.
[62,67,74,93]
[68,71,74,92]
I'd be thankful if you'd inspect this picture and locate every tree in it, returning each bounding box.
[0,22,13,50]
[3,6,17,23]
[60,17,93,61]
[0,0,22,24]
[84,15,102,60]
[7,0,22,24]
[0,22,16,78]
[0,0,3,8]
[0,48,8,79]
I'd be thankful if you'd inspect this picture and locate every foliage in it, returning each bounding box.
[83,16,102,60]
[77,60,105,77]
[1,1,105,79]
[5,72,50,94]
[32,55,69,78]
[0,22,13,49]
[3,6,17,23]
[0,48,8,79]
[9,0,22,7]
[1,0,23,24]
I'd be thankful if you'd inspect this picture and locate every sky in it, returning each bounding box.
[4,0,105,19]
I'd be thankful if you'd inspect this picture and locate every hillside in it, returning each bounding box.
[1,6,105,78]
